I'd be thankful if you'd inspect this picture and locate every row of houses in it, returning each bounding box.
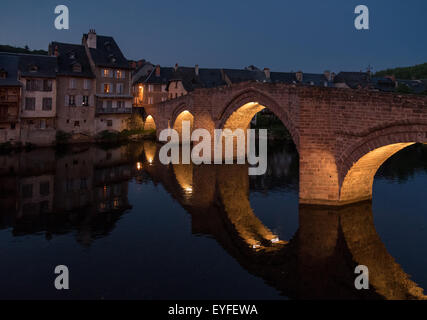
[0,30,132,146]
[1,29,426,147]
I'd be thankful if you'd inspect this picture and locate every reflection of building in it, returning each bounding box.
[0,144,135,245]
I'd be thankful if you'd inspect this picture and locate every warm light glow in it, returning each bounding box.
[136,162,142,171]
[144,115,156,131]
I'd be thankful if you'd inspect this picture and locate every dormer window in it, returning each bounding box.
[0,68,7,79]
[72,63,82,73]
[29,65,38,73]
[109,54,116,63]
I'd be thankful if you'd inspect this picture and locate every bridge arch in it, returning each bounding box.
[144,115,157,131]
[338,125,427,203]
[172,109,194,139]
[217,89,299,149]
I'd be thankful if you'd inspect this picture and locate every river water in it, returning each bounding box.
[0,141,426,299]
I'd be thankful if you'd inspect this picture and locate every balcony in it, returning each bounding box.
[96,107,132,115]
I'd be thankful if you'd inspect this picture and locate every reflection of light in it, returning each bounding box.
[252,244,260,249]
[271,237,280,243]
[136,162,142,171]
[148,158,153,165]
[184,186,193,193]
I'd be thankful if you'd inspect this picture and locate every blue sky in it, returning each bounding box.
[1,0,426,73]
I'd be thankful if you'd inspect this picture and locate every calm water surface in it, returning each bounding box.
[0,141,426,299]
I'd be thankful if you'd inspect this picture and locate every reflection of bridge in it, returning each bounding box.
[145,82,427,205]
[142,143,426,300]
[0,142,425,299]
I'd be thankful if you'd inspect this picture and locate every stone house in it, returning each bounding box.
[18,54,57,146]
[0,53,22,144]
[82,30,133,134]
[49,42,96,142]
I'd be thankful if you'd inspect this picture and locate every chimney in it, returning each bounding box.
[331,72,336,81]
[87,29,97,49]
[296,71,303,82]
[54,46,59,57]
[137,60,144,67]
[174,63,178,72]
[155,65,161,77]
[324,70,331,81]
[263,68,271,80]
[195,64,199,76]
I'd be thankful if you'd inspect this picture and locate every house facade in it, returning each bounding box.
[82,30,133,134]
[18,54,57,146]
[0,54,21,144]
[49,42,96,142]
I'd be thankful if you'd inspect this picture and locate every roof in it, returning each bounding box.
[334,72,371,89]
[50,42,95,78]
[18,53,57,78]
[142,67,175,85]
[83,34,131,70]
[223,68,266,83]
[0,53,21,86]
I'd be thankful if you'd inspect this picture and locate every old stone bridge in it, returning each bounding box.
[144,82,427,205]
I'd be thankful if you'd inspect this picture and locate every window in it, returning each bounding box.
[84,79,91,90]
[117,101,124,108]
[161,97,166,102]
[107,120,113,127]
[116,70,124,79]
[40,182,50,196]
[74,121,80,127]
[10,123,16,130]
[103,69,110,78]
[80,178,88,190]
[26,79,42,91]
[148,97,153,104]
[103,83,111,93]
[42,98,52,111]
[69,78,76,89]
[40,119,46,129]
[25,98,35,110]
[43,80,52,91]
[69,95,76,106]
[106,100,112,109]
[82,96,89,106]
[72,63,82,73]
[116,83,124,94]
[22,184,33,198]
[148,85,153,92]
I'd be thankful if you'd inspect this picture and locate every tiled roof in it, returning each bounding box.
[0,53,22,86]
[18,53,57,78]
[334,72,370,89]
[84,35,131,69]
[50,42,95,78]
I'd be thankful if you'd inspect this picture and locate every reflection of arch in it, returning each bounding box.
[218,89,299,149]
[338,127,427,203]
[144,115,156,131]
[216,165,287,250]
[173,110,194,139]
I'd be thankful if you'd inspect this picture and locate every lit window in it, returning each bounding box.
[103,69,110,77]
[116,70,123,79]
[104,83,111,93]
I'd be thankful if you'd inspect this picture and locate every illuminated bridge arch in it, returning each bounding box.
[217,89,299,150]
[338,125,427,203]
[144,115,157,131]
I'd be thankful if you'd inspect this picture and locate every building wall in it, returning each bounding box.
[168,81,187,100]
[0,86,21,144]
[20,77,57,119]
[95,114,130,134]
[56,76,96,141]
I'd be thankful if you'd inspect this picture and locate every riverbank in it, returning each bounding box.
[0,129,157,155]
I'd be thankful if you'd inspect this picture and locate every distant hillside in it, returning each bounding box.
[375,62,427,80]
[0,44,47,55]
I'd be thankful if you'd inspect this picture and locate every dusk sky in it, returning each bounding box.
[1,0,426,73]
